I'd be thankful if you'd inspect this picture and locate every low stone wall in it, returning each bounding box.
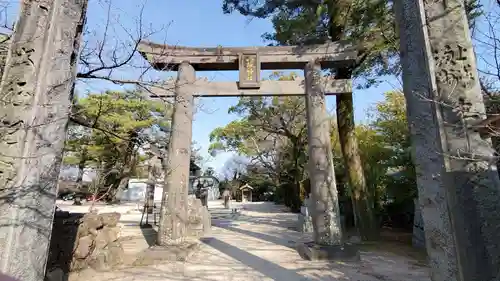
[46,211,124,280]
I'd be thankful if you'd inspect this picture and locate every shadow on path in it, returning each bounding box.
[240,202,290,214]
[235,213,297,230]
[119,220,157,247]
[140,226,157,247]
[201,237,308,281]
[221,225,297,249]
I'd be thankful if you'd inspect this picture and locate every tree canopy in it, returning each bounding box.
[63,90,173,199]
[222,0,481,87]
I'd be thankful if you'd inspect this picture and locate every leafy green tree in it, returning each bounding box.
[65,90,172,201]
[369,91,416,206]
[64,125,93,188]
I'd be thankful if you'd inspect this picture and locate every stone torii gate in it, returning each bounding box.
[138,41,359,258]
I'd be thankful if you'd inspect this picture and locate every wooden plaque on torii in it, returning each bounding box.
[238,52,261,89]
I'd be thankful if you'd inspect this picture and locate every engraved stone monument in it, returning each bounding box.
[396,0,500,279]
[0,1,88,280]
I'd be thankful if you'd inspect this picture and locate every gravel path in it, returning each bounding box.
[68,201,431,281]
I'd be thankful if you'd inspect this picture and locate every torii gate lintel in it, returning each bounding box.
[138,40,357,95]
[138,40,358,71]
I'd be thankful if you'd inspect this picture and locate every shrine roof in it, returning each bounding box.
[239,184,254,190]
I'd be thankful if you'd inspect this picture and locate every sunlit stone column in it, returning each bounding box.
[157,62,195,246]
[304,60,343,246]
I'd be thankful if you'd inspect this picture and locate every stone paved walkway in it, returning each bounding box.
[70,201,431,281]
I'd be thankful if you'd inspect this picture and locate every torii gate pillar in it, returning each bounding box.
[156,62,196,246]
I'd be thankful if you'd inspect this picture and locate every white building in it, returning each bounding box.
[118,179,164,203]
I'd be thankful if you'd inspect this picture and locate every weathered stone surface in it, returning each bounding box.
[87,242,123,272]
[394,1,459,278]
[106,241,124,266]
[412,199,426,249]
[138,41,357,71]
[46,211,124,277]
[157,62,195,246]
[0,1,88,281]
[99,212,120,227]
[149,78,352,97]
[396,0,500,280]
[79,212,103,234]
[187,196,203,224]
[304,61,343,245]
[94,227,119,250]
[185,196,211,237]
[296,242,360,261]
[74,236,93,259]
[298,196,314,233]
[88,250,110,272]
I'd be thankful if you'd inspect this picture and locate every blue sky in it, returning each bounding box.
[3,0,496,175]
[71,0,399,175]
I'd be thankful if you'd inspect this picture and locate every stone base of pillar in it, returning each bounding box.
[296,242,360,261]
[298,214,313,233]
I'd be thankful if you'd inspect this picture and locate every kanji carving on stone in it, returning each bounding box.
[465,160,490,187]
[452,97,480,121]
[423,0,448,10]
[13,46,35,67]
[433,44,475,90]
[3,80,33,106]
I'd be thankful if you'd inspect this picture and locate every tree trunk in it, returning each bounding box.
[325,1,378,240]
[291,143,305,212]
[108,133,137,203]
[336,68,378,241]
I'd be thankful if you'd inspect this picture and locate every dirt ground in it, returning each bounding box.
[64,201,431,281]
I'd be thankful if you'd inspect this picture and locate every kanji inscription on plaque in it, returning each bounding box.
[238,52,260,89]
